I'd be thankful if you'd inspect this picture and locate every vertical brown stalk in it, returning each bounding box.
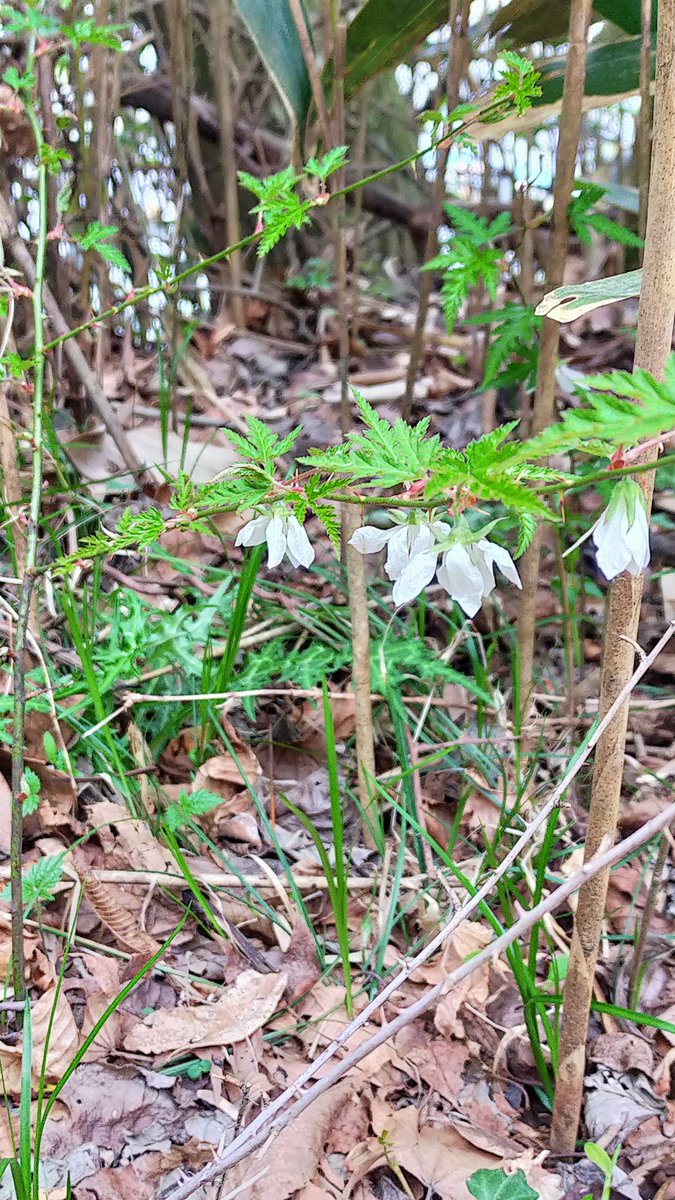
[211,0,245,326]
[330,23,377,842]
[288,0,332,149]
[638,0,653,244]
[402,0,470,419]
[516,0,593,717]
[550,2,675,1153]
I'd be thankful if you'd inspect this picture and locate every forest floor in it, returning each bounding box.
[3,266,675,1200]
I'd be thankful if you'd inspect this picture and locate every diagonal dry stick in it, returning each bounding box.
[169,797,675,1200]
[166,621,675,1200]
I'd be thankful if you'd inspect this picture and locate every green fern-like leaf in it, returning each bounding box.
[164,789,223,833]
[516,511,538,557]
[53,507,167,574]
[311,502,341,552]
[1,854,65,914]
[518,359,675,460]
[300,390,444,488]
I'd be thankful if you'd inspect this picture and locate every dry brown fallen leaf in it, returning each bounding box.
[123,968,287,1054]
[0,988,78,1096]
[72,1164,154,1200]
[224,1083,352,1200]
[369,1100,505,1200]
[193,741,263,845]
[86,800,174,872]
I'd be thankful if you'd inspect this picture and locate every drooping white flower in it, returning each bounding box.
[592,479,650,580]
[437,538,522,617]
[236,507,315,569]
[349,518,451,606]
[349,515,521,614]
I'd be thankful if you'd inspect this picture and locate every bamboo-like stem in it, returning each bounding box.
[288,0,332,149]
[10,73,50,1000]
[211,0,245,327]
[550,2,675,1153]
[516,0,593,719]
[329,19,377,843]
[638,0,653,245]
[402,0,469,419]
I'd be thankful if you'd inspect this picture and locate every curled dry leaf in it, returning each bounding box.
[193,745,262,846]
[123,968,287,1054]
[584,1065,668,1142]
[589,1032,655,1076]
[73,1166,154,1200]
[395,1020,469,1104]
[82,875,160,956]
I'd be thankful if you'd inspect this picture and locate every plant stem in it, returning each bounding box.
[638,0,653,245]
[211,0,245,327]
[515,0,593,719]
[329,17,378,844]
[550,1,675,1152]
[402,0,470,418]
[10,84,49,1001]
[37,96,512,359]
[288,0,332,149]
[628,829,669,1007]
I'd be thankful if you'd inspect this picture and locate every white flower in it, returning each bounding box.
[592,480,650,580]
[236,507,315,569]
[437,538,522,617]
[349,516,521,614]
[349,518,451,606]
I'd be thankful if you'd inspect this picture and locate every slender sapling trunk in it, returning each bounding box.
[550,1,675,1151]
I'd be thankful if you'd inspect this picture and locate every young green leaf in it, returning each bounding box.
[163,789,224,833]
[467,1167,539,1200]
[21,768,41,817]
[1,854,65,915]
[304,146,349,181]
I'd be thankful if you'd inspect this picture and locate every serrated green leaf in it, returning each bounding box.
[311,502,341,552]
[518,358,675,459]
[164,789,223,833]
[1,854,65,914]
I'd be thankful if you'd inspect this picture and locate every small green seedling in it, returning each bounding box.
[582,1140,621,1200]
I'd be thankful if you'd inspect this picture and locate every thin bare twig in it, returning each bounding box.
[167,794,675,1200]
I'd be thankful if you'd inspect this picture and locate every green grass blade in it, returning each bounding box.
[19,998,32,1198]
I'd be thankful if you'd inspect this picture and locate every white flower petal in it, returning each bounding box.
[430,520,453,541]
[593,494,647,581]
[235,514,270,548]
[265,513,287,569]
[385,524,415,580]
[482,540,522,590]
[392,551,438,607]
[437,545,485,617]
[285,514,315,568]
[625,502,650,572]
[348,525,396,555]
[468,542,497,594]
